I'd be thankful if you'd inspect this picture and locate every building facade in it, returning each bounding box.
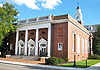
[8,6,92,61]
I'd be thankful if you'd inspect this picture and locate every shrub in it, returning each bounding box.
[57,57,65,63]
[46,57,65,65]
[65,58,69,62]
[88,54,100,59]
[47,57,58,65]
[88,55,94,59]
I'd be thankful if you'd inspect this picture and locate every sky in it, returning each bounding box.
[0,0,100,25]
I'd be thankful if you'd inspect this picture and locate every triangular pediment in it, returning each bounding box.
[38,38,47,44]
[18,39,24,44]
[28,39,35,44]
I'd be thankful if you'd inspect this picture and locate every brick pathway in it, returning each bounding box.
[0,58,45,64]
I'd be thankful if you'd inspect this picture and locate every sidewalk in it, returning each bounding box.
[86,62,100,70]
[0,58,100,70]
[0,58,85,70]
[0,57,45,64]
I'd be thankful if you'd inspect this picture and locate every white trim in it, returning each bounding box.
[17,23,51,31]
[68,19,90,35]
[47,27,51,57]
[35,28,39,56]
[24,30,28,55]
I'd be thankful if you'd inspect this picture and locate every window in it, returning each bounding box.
[31,33,34,35]
[88,26,93,31]
[72,31,74,37]
[77,34,80,53]
[21,44,24,47]
[10,44,13,50]
[42,32,45,34]
[82,37,84,53]
[31,44,34,47]
[21,33,24,36]
[40,44,46,47]
[58,43,63,51]
[85,38,87,53]
[72,44,74,51]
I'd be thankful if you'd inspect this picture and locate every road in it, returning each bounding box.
[0,63,61,70]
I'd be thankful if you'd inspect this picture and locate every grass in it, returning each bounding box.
[59,59,100,68]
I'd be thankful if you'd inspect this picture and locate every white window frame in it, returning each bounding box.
[10,44,13,50]
[82,37,84,53]
[85,38,87,53]
[58,43,63,51]
[77,34,80,53]
[72,30,74,37]
[72,44,74,51]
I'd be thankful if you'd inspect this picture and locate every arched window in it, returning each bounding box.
[82,37,84,53]
[77,34,80,53]
[85,38,87,53]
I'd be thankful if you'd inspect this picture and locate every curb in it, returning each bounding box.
[0,60,85,70]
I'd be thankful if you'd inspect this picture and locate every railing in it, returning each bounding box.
[17,15,51,25]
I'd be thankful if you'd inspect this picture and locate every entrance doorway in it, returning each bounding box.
[40,44,47,57]
[28,39,35,56]
[39,38,47,57]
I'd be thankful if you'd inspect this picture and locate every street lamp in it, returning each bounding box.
[73,31,76,67]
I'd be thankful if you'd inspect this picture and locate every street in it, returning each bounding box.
[0,63,61,70]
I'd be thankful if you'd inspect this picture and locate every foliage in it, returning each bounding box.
[88,54,100,59]
[57,57,65,63]
[59,59,100,68]
[47,57,58,65]
[65,58,69,62]
[46,57,65,65]
[93,25,100,55]
[0,2,19,45]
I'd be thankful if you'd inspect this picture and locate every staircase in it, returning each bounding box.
[9,55,40,61]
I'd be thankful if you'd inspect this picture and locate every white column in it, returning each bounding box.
[15,31,19,55]
[35,28,39,56]
[24,30,28,55]
[48,27,51,57]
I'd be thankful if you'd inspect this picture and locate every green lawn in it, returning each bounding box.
[59,59,100,68]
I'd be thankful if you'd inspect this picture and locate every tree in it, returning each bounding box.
[93,25,100,55]
[0,2,19,45]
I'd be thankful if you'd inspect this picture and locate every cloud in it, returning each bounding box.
[0,4,3,7]
[3,0,62,10]
[41,0,62,9]
[3,0,40,10]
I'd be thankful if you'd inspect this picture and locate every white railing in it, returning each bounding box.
[17,15,51,25]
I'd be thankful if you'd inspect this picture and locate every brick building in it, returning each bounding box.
[8,6,92,61]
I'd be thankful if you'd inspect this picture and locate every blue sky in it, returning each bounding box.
[0,0,100,25]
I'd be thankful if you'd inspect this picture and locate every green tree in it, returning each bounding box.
[93,25,100,55]
[0,2,19,45]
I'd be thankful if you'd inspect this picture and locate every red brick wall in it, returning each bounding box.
[39,28,48,40]
[51,22,68,59]
[68,22,89,61]
[53,14,68,20]
[19,31,25,41]
[28,29,36,40]
[9,32,16,55]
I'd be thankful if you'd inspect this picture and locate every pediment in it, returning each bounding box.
[28,39,35,44]
[38,38,47,44]
[18,39,24,44]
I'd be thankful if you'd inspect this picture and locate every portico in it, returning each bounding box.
[15,15,52,57]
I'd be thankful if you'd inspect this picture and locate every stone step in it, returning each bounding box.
[9,55,40,61]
